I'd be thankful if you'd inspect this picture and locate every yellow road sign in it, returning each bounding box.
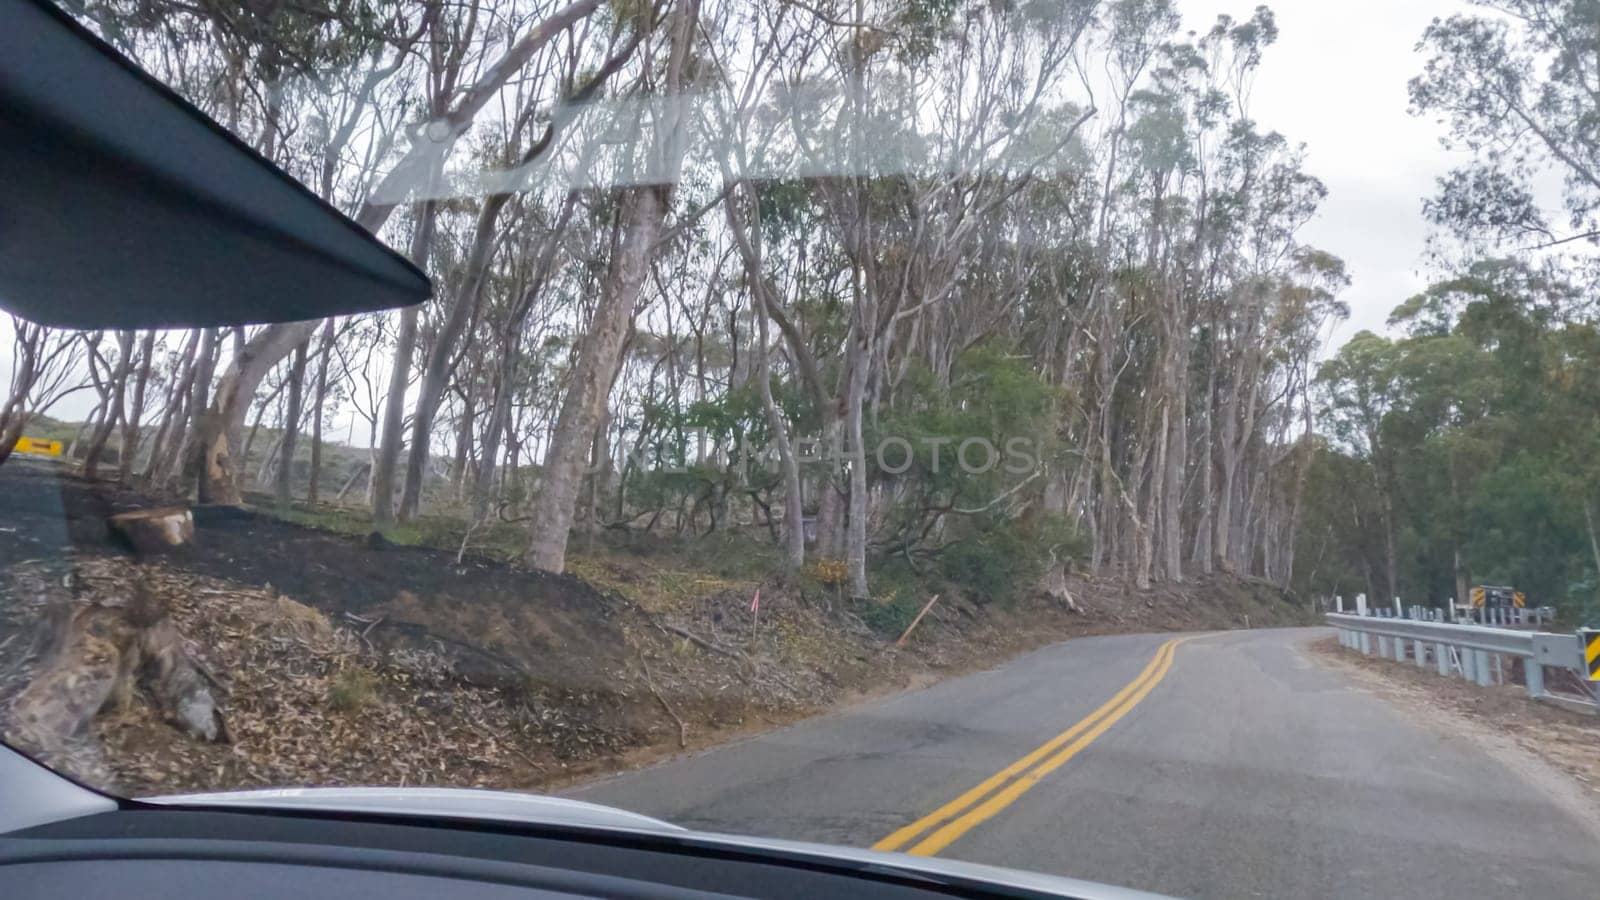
[1512,591,1526,608]
[1470,587,1485,608]
[12,436,62,456]
[1584,630,1600,682]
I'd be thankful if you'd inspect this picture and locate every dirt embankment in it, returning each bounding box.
[0,463,1317,795]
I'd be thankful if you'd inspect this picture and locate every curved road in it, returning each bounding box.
[571,628,1600,899]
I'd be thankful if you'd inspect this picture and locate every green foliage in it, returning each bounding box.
[871,343,1059,497]
[1411,1,1600,251]
[853,593,923,639]
[938,513,1081,605]
[1302,258,1600,614]
[935,527,1029,605]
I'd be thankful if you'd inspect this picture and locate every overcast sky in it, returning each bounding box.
[6,0,1474,423]
[1194,0,1472,344]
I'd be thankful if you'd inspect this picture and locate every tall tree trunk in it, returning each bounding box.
[276,337,309,508]
[526,187,669,572]
[400,193,509,519]
[1192,352,1217,573]
[473,349,517,523]
[842,302,872,598]
[142,330,200,485]
[193,320,317,504]
[118,331,157,482]
[307,318,335,504]
[724,184,804,570]
[452,390,475,502]
[524,0,700,573]
[1160,339,1187,582]
[371,201,439,527]
[83,331,136,480]
[753,268,805,572]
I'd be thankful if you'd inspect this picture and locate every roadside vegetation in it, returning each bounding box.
[2,0,1597,789]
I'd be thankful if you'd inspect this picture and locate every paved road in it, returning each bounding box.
[571,628,1600,899]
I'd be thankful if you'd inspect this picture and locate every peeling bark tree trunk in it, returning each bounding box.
[526,188,666,571]
[192,320,318,505]
[524,0,700,573]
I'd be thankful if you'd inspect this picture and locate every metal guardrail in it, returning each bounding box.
[1387,603,1555,628]
[1326,613,1595,709]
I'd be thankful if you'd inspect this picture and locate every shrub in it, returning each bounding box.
[327,667,379,712]
[852,593,923,638]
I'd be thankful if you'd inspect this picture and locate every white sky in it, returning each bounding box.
[6,0,1473,425]
[1194,0,1472,343]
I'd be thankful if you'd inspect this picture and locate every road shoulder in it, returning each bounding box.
[1306,635,1600,843]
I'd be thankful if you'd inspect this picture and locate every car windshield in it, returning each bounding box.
[4,1,1600,897]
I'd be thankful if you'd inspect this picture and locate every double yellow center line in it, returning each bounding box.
[873,637,1188,857]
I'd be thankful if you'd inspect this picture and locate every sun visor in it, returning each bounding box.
[0,0,431,329]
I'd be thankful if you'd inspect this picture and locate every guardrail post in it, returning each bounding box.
[1461,647,1475,682]
[1435,642,1449,676]
[1525,660,1544,698]
[1360,632,1371,655]
[1474,649,1492,687]
[1414,639,1426,668]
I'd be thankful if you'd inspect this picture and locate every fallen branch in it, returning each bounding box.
[455,518,483,566]
[657,620,751,666]
[638,653,686,749]
[894,594,941,648]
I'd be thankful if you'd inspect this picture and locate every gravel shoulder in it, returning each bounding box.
[1309,635,1600,842]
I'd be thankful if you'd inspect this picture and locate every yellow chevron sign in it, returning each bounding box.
[1584,630,1600,682]
[1470,587,1485,608]
[12,436,62,456]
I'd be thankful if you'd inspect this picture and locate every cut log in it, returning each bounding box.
[108,507,193,553]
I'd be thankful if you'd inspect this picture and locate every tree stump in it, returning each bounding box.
[8,579,224,763]
[108,507,193,553]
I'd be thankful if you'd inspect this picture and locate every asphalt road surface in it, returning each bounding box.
[571,628,1600,899]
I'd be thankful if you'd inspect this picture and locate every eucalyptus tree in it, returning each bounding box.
[525,0,705,573]
[1412,0,1600,257]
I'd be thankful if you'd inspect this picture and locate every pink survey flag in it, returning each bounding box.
[750,587,761,613]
